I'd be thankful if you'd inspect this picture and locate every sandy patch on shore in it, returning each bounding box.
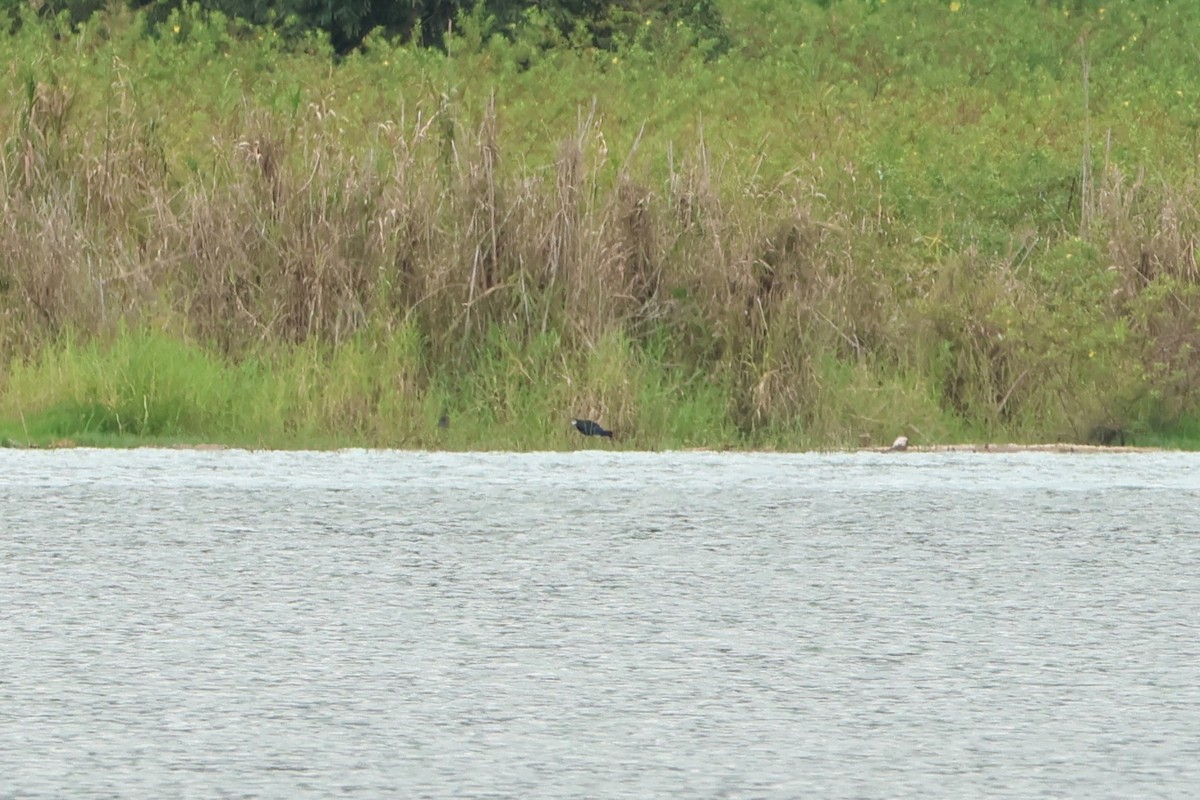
[866,443,1158,454]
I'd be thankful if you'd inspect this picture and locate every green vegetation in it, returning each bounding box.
[10,0,729,53]
[2,1,1199,450]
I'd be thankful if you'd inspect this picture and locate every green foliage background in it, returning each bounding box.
[1,0,1198,450]
[6,0,730,51]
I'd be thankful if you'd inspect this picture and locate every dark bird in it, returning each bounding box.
[437,410,450,430]
[572,418,614,438]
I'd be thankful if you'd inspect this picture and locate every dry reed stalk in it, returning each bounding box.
[1092,163,1200,413]
[460,94,507,343]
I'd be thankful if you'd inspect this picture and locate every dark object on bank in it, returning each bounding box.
[572,419,614,438]
[437,411,450,430]
[1088,425,1125,446]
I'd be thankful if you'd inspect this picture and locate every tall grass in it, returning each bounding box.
[1,1,1198,449]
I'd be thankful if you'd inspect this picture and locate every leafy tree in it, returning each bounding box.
[12,0,727,54]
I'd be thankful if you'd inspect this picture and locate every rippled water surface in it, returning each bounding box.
[2,448,1199,798]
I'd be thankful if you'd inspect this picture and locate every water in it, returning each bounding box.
[2,448,1199,799]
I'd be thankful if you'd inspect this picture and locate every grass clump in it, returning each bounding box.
[0,328,238,444]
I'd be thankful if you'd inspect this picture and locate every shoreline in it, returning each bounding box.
[0,439,1174,454]
[864,443,1162,454]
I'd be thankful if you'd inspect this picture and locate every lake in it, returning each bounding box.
[2,448,1199,798]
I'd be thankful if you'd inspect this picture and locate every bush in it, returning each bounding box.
[12,0,727,53]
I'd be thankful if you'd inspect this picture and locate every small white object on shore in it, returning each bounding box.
[890,435,908,451]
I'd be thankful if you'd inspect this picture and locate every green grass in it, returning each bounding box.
[1127,414,1200,451]
[2,1,1200,450]
[0,326,746,449]
[1,323,1195,451]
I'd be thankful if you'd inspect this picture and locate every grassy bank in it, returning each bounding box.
[2,1,1199,450]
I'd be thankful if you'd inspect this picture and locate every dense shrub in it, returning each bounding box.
[8,0,727,52]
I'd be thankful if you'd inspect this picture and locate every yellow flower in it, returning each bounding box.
[1088,350,1096,359]
[949,1,961,11]
[173,24,181,34]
